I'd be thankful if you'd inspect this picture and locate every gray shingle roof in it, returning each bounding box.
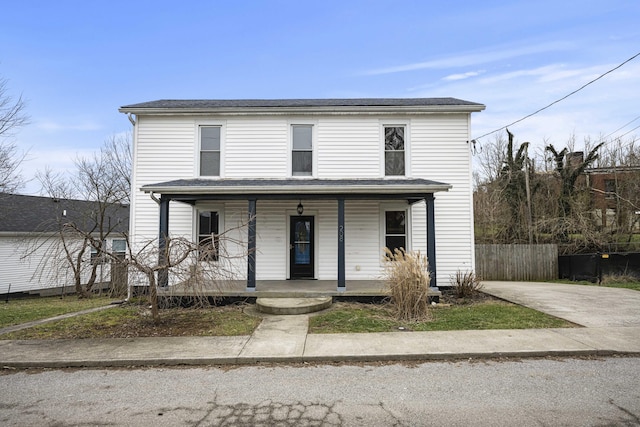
[120,98,484,111]
[141,178,451,196]
[0,193,129,234]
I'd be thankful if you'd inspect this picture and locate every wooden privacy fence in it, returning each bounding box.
[475,244,558,281]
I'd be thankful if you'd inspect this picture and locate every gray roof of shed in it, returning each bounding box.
[0,193,129,234]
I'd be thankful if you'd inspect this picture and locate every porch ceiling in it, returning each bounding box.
[141,178,451,201]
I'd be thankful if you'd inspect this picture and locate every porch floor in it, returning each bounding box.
[156,280,441,299]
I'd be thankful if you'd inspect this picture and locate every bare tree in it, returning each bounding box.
[591,136,640,245]
[499,130,530,242]
[34,134,131,298]
[0,76,28,194]
[474,133,508,185]
[92,220,249,324]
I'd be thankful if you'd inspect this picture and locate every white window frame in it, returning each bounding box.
[288,121,317,178]
[195,121,226,178]
[380,121,410,177]
[90,239,107,265]
[379,204,411,260]
[194,205,225,262]
[111,238,127,259]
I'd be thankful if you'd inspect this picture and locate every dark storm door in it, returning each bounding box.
[290,216,314,279]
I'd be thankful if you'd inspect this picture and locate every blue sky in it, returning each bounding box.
[2,0,639,194]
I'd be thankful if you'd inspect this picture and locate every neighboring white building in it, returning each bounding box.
[119,98,485,291]
[0,193,128,295]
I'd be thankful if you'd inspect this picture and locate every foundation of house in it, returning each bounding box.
[155,280,441,302]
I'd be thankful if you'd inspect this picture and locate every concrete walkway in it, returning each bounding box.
[1,282,639,368]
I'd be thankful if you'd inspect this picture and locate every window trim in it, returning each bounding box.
[380,122,410,177]
[195,121,225,178]
[90,239,107,265]
[194,205,225,262]
[379,205,411,260]
[289,121,317,178]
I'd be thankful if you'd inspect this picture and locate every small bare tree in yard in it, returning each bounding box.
[104,217,249,324]
[382,248,431,322]
[32,134,131,298]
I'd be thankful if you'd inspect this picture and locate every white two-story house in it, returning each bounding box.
[119,98,484,293]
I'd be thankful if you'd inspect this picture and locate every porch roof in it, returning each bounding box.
[141,178,451,200]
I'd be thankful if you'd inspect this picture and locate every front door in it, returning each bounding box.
[290,216,314,279]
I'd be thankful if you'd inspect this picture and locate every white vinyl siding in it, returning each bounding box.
[317,118,379,178]
[130,116,195,245]
[0,235,121,294]
[129,111,477,285]
[411,114,475,282]
[225,119,288,178]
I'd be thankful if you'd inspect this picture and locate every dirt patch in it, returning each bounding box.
[439,289,498,305]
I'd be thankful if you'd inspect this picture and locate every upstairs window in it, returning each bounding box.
[384,126,405,176]
[200,126,221,176]
[292,125,313,176]
[384,210,407,255]
[198,211,219,261]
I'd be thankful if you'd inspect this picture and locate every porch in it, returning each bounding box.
[143,178,450,293]
[156,279,442,300]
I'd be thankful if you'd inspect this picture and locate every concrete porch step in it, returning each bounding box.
[256,297,333,315]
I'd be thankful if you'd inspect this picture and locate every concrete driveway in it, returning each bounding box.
[481,281,640,328]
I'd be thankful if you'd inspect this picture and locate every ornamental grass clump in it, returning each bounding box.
[382,248,431,322]
[451,270,483,299]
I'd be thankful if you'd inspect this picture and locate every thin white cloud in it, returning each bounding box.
[477,64,611,86]
[414,60,640,152]
[37,119,103,132]
[364,40,573,75]
[443,70,484,81]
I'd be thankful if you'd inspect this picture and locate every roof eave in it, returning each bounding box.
[141,183,452,195]
[119,104,485,116]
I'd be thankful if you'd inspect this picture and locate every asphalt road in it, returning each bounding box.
[1,357,639,426]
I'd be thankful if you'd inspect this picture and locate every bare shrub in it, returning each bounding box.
[382,248,431,322]
[450,270,483,298]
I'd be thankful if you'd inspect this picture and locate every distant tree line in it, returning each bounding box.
[474,130,640,254]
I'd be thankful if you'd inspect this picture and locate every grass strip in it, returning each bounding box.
[0,296,114,328]
[0,304,260,340]
[555,280,640,291]
[309,301,574,334]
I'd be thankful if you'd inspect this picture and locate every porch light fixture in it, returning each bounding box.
[297,201,304,215]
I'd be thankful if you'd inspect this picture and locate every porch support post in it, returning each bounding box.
[247,198,257,291]
[337,197,346,292]
[158,195,170,288]
[425,193,438,289]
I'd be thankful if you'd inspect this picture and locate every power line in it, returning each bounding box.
[614,123,640,140]
[472,51,640,141]
[603,114,640,140]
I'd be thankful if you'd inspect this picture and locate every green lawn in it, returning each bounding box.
[0,296,114,328]
[555,280,640,291]
[309,300,574,333]
[1,295,576,340]
[0,304,260,339]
